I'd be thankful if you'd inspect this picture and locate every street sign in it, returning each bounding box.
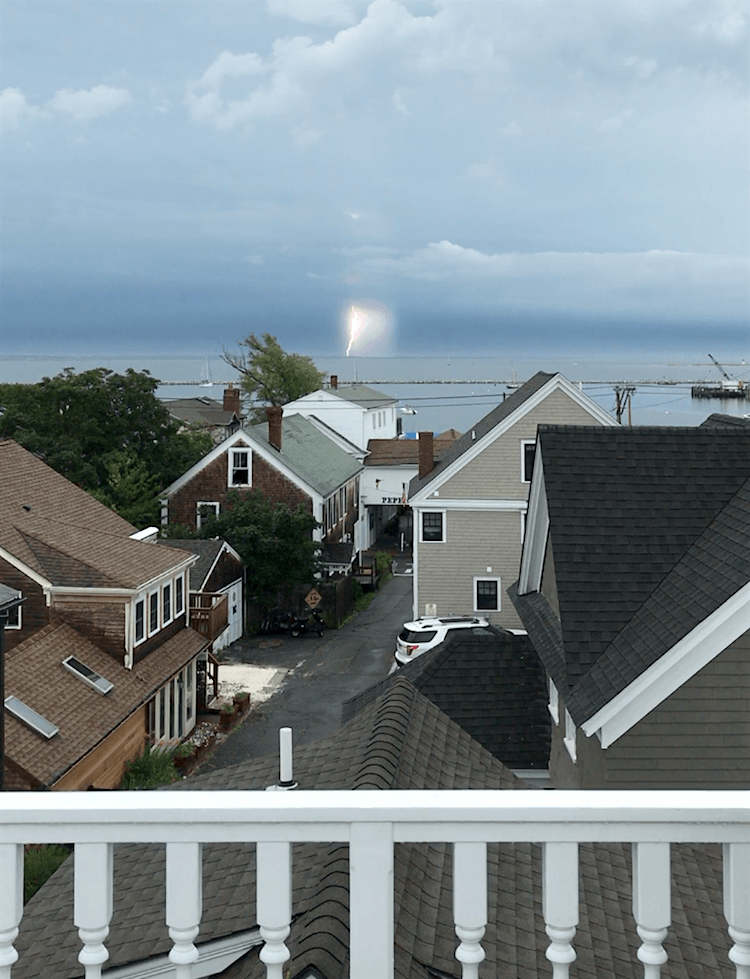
[305,588,322,609]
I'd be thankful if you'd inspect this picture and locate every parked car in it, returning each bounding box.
[395,615,492,665]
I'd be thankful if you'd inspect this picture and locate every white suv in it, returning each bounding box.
[395,615,491,665]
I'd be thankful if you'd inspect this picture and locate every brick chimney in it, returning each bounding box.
[330,374,338,390]
[223,383,241,415]
[266,406,283,451]
[418,431,434,479]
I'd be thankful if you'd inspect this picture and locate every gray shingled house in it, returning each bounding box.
[12,676,736,979]
[511,425,750,790]
[408,372,617,629]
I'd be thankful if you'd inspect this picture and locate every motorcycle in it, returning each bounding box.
[290,607,325,638]
[259,607,295,635]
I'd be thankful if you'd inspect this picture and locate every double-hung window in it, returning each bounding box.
[521,440,536,483]
[474,577,500,611]
[134,598,145,644]
[421,511,444,542]
[175,575,185,617]
[197,501,220,528]
[163,583,172,625]
[148,591,159,636]
[230,449,250,486]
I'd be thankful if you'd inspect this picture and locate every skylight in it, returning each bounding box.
[62,656,114,695]
[4,696,59,739]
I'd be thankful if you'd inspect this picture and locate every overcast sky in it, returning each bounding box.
[1,0,748,363]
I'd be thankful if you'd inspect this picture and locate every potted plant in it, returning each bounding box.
[233,690,250,713]
[219,702,236,731]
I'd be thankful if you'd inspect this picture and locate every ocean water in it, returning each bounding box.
[2,353,748,437]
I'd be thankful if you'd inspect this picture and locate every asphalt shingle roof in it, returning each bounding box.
[409,372,555,495]
[364,438,454,467]
[327,384,397,407]
[161,538,226,590]
[343,629,551,769]
[511,425,750,725]
[15,678,734,979]
[245,414,361,497]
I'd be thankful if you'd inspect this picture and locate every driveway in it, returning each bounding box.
[199,570,412,774]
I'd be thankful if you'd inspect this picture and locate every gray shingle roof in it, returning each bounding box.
[343,628,550,769]
[511,425,750,724]
[327,384,397,407]
[245,414,361,497]
[160,538,226,590]
[409,372,555,495]
[699,412,750,428]
[164,396,240,427]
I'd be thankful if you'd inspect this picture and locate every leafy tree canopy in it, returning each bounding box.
[222,333,324,422]
[0,367,213,525]
[164,490,320,599]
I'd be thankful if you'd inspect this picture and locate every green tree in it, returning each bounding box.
[167,490,320,600]
[0,368,213,525]
[222,333,324,422]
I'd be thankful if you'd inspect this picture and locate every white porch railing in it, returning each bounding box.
[1,790,749,979]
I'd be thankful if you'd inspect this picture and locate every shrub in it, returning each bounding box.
[120,744,179,790]
[24,845,71,904]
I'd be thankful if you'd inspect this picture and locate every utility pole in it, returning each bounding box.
[614,385,636,425]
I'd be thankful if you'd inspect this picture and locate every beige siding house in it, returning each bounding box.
[408,372,617,628]
[512,424,750,790]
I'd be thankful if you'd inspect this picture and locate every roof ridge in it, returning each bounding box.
[17,527,122,587]
[352,677,416,790]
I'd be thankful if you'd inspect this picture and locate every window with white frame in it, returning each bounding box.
[548,678,559,724]
[148,590,159,636]
[521,440,536,483]
[163,582,172,625]
[4,602,21,630]
[421,511,445,542]
[229,449,250,486]
[175,575,185,617]
[134,598,145,644]
[197,501,220,528]
[474,577,500,611]
[563,708,577,762]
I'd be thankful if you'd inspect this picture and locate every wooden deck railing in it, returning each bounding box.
[188,592,229,642]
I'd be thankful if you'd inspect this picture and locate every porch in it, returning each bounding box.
[189,593,229,644]
[2,791,749,979]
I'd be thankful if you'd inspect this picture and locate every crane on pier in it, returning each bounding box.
[708,354,743,390]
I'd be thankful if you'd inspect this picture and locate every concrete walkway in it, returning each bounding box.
[198,571,413,774]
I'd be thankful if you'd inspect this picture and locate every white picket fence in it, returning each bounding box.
[1,790,749,979]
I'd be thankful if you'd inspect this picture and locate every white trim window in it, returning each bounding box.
[229,449,250,486]
[163,582,172,625]
[197,501,220,528]
[521,439,537,483]
[474,576,501,612]
[175,574,185,617]
[134,597,146,645]
[421,510,445,543]
[563,708,577,763]
[148,590,160,636]
[5,603,21,630]
[548,678,559,724]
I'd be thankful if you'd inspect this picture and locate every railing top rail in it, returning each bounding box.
[1,791,748,845]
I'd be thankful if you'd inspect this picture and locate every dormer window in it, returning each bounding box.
[175,575,185,616]
[230,449,250,486]
[163,583,172,625]
[135,599,145,644]
[148,591,159,635]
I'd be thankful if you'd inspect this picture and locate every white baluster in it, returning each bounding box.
[543,842,578,979]
[0,844,23,979]
[166,842,202,979]
[453,841,487,979]
[350,822,394,979]
[257,841,292,979]
[724,843,750,979]
[75,843,113,979]
[632,843,670,979]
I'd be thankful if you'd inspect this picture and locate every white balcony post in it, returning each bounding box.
[166,842,202,979]
[257,841,292,979]
[543,842,578,979]
[350,822,394,979]
[724,843,750,979]
[453,841,487,979]
[74,843,113,979]
[0,844,23,979]
[632,843,670,979]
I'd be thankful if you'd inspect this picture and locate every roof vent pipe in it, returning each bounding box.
[266,727,297,791]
